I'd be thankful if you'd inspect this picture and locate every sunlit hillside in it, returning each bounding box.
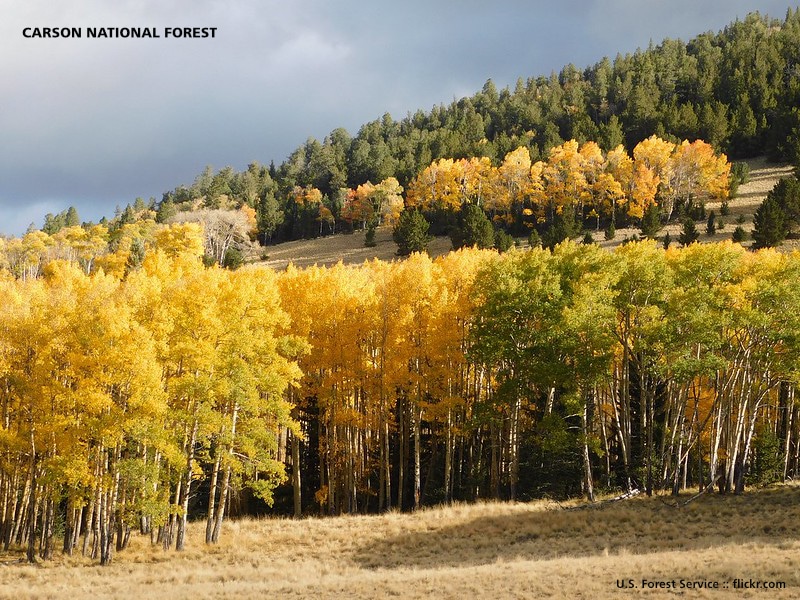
[258,158,795,271]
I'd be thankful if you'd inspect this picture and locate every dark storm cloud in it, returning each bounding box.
[0,0,793,235]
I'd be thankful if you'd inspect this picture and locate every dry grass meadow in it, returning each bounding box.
[1,485,800,598]
[259,158,796,270]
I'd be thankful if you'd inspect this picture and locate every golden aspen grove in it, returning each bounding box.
[2,143,800,568]
[406,137,730,230]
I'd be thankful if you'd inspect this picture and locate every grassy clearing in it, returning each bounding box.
[258,159,795,270]
[2,484,799,598]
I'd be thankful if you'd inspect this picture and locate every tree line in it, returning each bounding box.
[280,241,800,516]
[2,224,800,563]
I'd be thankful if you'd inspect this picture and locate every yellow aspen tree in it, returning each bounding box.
[488,147,533,224]
[627,162,660,220]
[457,157,494,207]
[341,182,376,228]
[154,260,227,551]
[152,222,205,260]
[373,177,405,226]
[360,258,408,511]
[433,248,498,501]
[528,160,547,223]
[405,158,462,213]
[94,221,158,279]
[390,253,441,510]
[204,266,302,542]
[0,274,49,557]
[292,185,323,207]
[633,135,676,217]
[12,230,53,280]
[592,172,625,227]
[667,140,731,212]
[541,140,590,223]
[604,145,634,221]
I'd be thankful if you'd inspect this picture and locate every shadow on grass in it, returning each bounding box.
[352,485,800,570]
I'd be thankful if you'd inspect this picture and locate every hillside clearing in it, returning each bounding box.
[1,485,799,598]
[258,158,795,271]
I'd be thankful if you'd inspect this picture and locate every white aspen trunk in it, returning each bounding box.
[709,368,731,491]
[71,505,83,554]
[414,404,421,511]
[210,405,239,543]
[510,395,520,500]
[784,387,795,481]
[738,381,774,493]
[25,429,37,564]
[598,388,612,488]
[42,496,54,560]
[3,467,21,551]
[610,379,631,491]
[383,421,391,510]
[176,418,199,551]
[582,397,594,502]
[97,482,108,564]
[205,451,222,543]
[726,375,749,493]
[398,397,405,510]
[292,428,302,518]
[82,479,98,557]
[100,463,121,565]
[211,464,232,543]
[444,409,452,503]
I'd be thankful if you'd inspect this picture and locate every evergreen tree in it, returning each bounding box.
[364,224,377,247]
[118,205,136,226]
[542,213,581,249]
[732,225,748,243]
[706,210,717,236]
[41,213,61,234]
[450,204,495,250]
[751,196,787,248]
[156,199,177,224]
[64,206,80,227]
[393,210,431,255]
[639,204,662,238]
[751,177,800,248]
[494,229,515,252]
[678,218,700,246]
[256,191,284,244]
[222,247,245,270]
[125,238,146,273]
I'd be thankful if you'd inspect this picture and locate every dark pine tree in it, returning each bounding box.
[393,209,431,255]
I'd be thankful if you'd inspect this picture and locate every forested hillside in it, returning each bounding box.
[137,9,800,245]
[34,9,800,257]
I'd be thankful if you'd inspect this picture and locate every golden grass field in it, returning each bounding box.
[1,485,799,598]
[259,158,796,271]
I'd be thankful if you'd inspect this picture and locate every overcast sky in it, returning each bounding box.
[0,1,794,236]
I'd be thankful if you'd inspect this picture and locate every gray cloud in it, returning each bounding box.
[0,0,792,235]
